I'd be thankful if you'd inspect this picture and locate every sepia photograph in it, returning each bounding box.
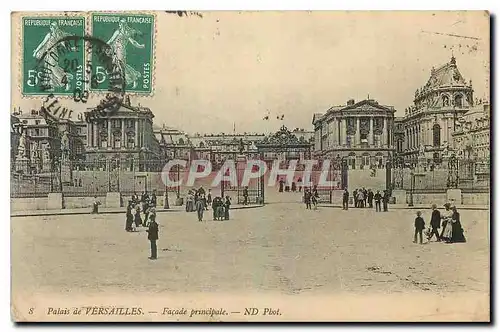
[9,10,490,322]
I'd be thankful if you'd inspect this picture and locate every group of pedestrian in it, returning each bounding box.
[212,195,231,220]
[278,177,304,193]
[125,191,158,232]
[120,191,159,260]
[303,185,319,210]
[185,187,232,222]
[341,188,389,212]
[413,203,466,244]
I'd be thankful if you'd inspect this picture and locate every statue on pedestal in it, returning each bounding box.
[61,131,69,160]
[442,142,450,159]
[17,131,27,159]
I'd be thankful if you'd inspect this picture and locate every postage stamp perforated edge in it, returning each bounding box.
[17,12,88,99]
[88,11,157,97]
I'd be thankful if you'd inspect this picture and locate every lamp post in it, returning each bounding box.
[408,163,415,207]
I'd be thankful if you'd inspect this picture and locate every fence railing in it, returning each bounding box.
[391,158,490,191]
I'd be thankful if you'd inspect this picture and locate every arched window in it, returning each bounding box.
[442,95,450,107]
[433,123,441,147]
[199,141,205,148]
[454,94,463,107]
[178,138,184,145]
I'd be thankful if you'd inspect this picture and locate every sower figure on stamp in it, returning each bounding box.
[428,204,441,241]
[107,18,145,89]
[146,214,159,260]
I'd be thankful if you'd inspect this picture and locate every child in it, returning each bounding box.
[413,211,425,244]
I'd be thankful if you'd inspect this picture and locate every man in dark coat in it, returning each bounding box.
[382,190,389,212]
[374,190,382,212]
[367,189,374,208]
[212,197,219,220]
[146,215,159,260]
[195,195,205,222]
[362,187,368,208]
[92,196,100,214]
[304,189,312,210]
[243,186,249,205]
[342,188,349,210]
[353,189,358,208]
[224,196,231,220]
[429,204,441,241]
[414,211,425,244]
[150,191,157,207]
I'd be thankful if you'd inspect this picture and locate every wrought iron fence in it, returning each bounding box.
[389,155,490,191]
[11,158,266,204]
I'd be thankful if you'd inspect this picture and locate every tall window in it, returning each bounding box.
[433,123,441,147]
[454,94,463,107]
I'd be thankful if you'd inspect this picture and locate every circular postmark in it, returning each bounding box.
[34,34,126,123]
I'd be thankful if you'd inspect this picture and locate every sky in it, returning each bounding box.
[11,11,489,135]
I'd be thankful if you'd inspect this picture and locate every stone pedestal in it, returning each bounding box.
[392,189,407,205]
[47,193,63,210]
[106,192,121,208]
[446,188,462,205]
[331,190,344,205]
[61,159,72,184]
[236,154,247,188]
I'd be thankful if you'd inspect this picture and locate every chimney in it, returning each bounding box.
[347,99,355,106]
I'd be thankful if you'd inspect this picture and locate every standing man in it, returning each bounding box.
[353,189,358,208]
[429,204,441,241]
[362,187,368,208]
[382,190,389,212]
[92,196,101,214]
[367,189,374,208]
[342,188,349,210]
[374,190,382,212]
[207,189,212,210]
[357,190,365,208]
[146,214,159,260]
[243,186,249,205]
[150,190,157,207]
[195,195,205,222]
[304,189,312,210]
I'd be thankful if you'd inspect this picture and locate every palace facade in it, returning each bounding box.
[400,56,474,165]
[83,97,160,168]
[452,101,490,161]
[312,98,396,169]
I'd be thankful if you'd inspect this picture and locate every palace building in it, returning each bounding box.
[312,98,396,169]
[83,96,160,168]
[452,101,490,161]
[400,56,474,165]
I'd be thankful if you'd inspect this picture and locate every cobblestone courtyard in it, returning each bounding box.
[12,193,489,299]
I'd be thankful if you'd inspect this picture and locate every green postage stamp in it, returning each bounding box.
[22,16,86,96]
[91,13,155,94]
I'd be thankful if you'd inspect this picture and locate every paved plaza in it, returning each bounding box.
[12,193,489,300]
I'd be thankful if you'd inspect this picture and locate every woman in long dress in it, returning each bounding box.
[451,206,466,243]
[441,203,454,243]
[32,21,73,90]
[107,18,145,88]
